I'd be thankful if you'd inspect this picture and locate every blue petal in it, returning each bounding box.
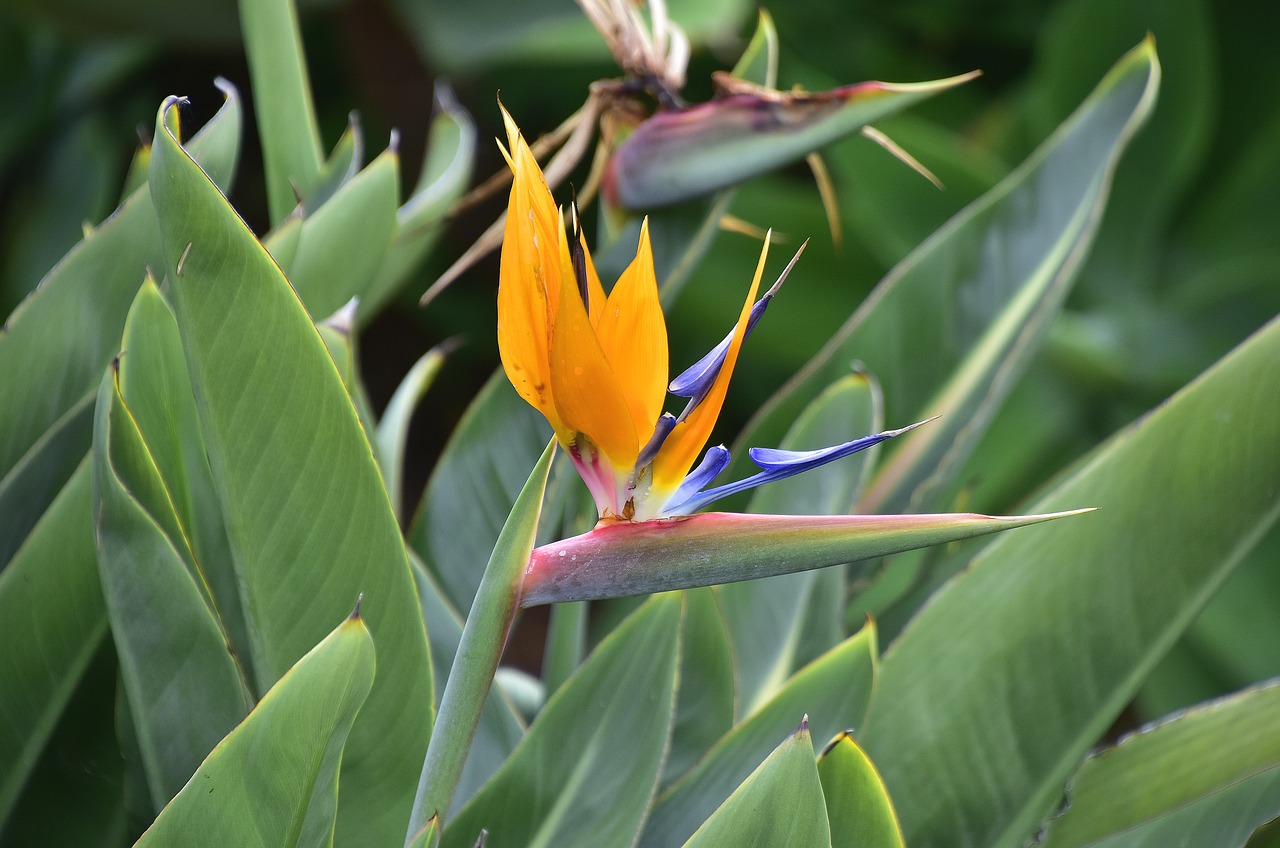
[668,243,806,402]
[636,413,678,469]
[662,445,731,513]
[665,419,931,516]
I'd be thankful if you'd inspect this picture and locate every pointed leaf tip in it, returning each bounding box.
[350,593,364,620]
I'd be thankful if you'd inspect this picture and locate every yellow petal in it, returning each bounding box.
[549,247,639,469]
[651,232,771,491]
[596,218,669,441]
[497,110,565,431]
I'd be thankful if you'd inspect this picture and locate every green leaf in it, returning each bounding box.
[664,588,735,786]
[92,314,253,809]
[0,462,104,830]
[376,342,451,520]
[409,441,555,830]
[522,508,1086,606]
[1,642,127,847]
[149,96,433,846]
[859,43,1159,516]
[732,9,779,90]
[238,0,323,224]
[0,81,241,510]
[407,816,441,848]
[817,733,905,848]
[642,622,877,848]
[540,600,587,698]
[308,116,363,213]
[1037,682,1280,847]
[1026,0,1215,298]
[113,278,251,671]
[409,551,526,811]
[1071,768,1280,848]
[285,146,400,320]
[0,390,92,569]
[408,371,551,613]
[860,312,1280,848]
[134,610,375,847]
[735,40,1160,517]
[680,721,831,848]
[723,373,881,714]
[365,87,476,318]
[440,593,682,848]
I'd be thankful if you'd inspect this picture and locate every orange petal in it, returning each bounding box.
[651,232,771,491]
[497,109,565,431]
[549,251,639,469]
[557,211,608,327]
[596,219,669,441]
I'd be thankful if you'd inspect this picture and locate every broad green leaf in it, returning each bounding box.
[642,622,877,848]
[93,363,252,811]
[1,643,127,847]
[114,279,250,670]
[1074,768,1280,848]
[860,314,1280,848]
[408,371,551,613]
[1135,524,1280,719]
[409,551,526,811]
[238,0,323,224]
[734,41,1160,517]
[409,441,555,830]
[149,97,432,846]
[0,462,104,829]
[441,593,682,848]
[540,600,587,698]
[858,40,1159,515]
[135,611,375,847]
[285,146,400,320]
[0,390,92,569]
[681,722,831,848]
[724,373,880,715]
[0,80,241,495]
[818,733,905,848]
[663,588,735,786]
[377,342,451,520]
[522,508,1085,606]
[1038,681,1280,847]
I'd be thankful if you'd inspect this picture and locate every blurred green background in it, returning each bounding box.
[1,0,1276,721]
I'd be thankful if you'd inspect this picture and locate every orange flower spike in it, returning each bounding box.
[595,219,669,443]
[497,108,564,433]
[558,209,608,327]
[547,233,639,475]
[650,232,771,493]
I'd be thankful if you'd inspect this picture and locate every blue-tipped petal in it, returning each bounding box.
[663,445,731,513]
[666,419,932,516]
[636,413,678,469]
[668,242,807,402]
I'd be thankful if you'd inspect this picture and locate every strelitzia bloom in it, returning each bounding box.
[498,108,920,523]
